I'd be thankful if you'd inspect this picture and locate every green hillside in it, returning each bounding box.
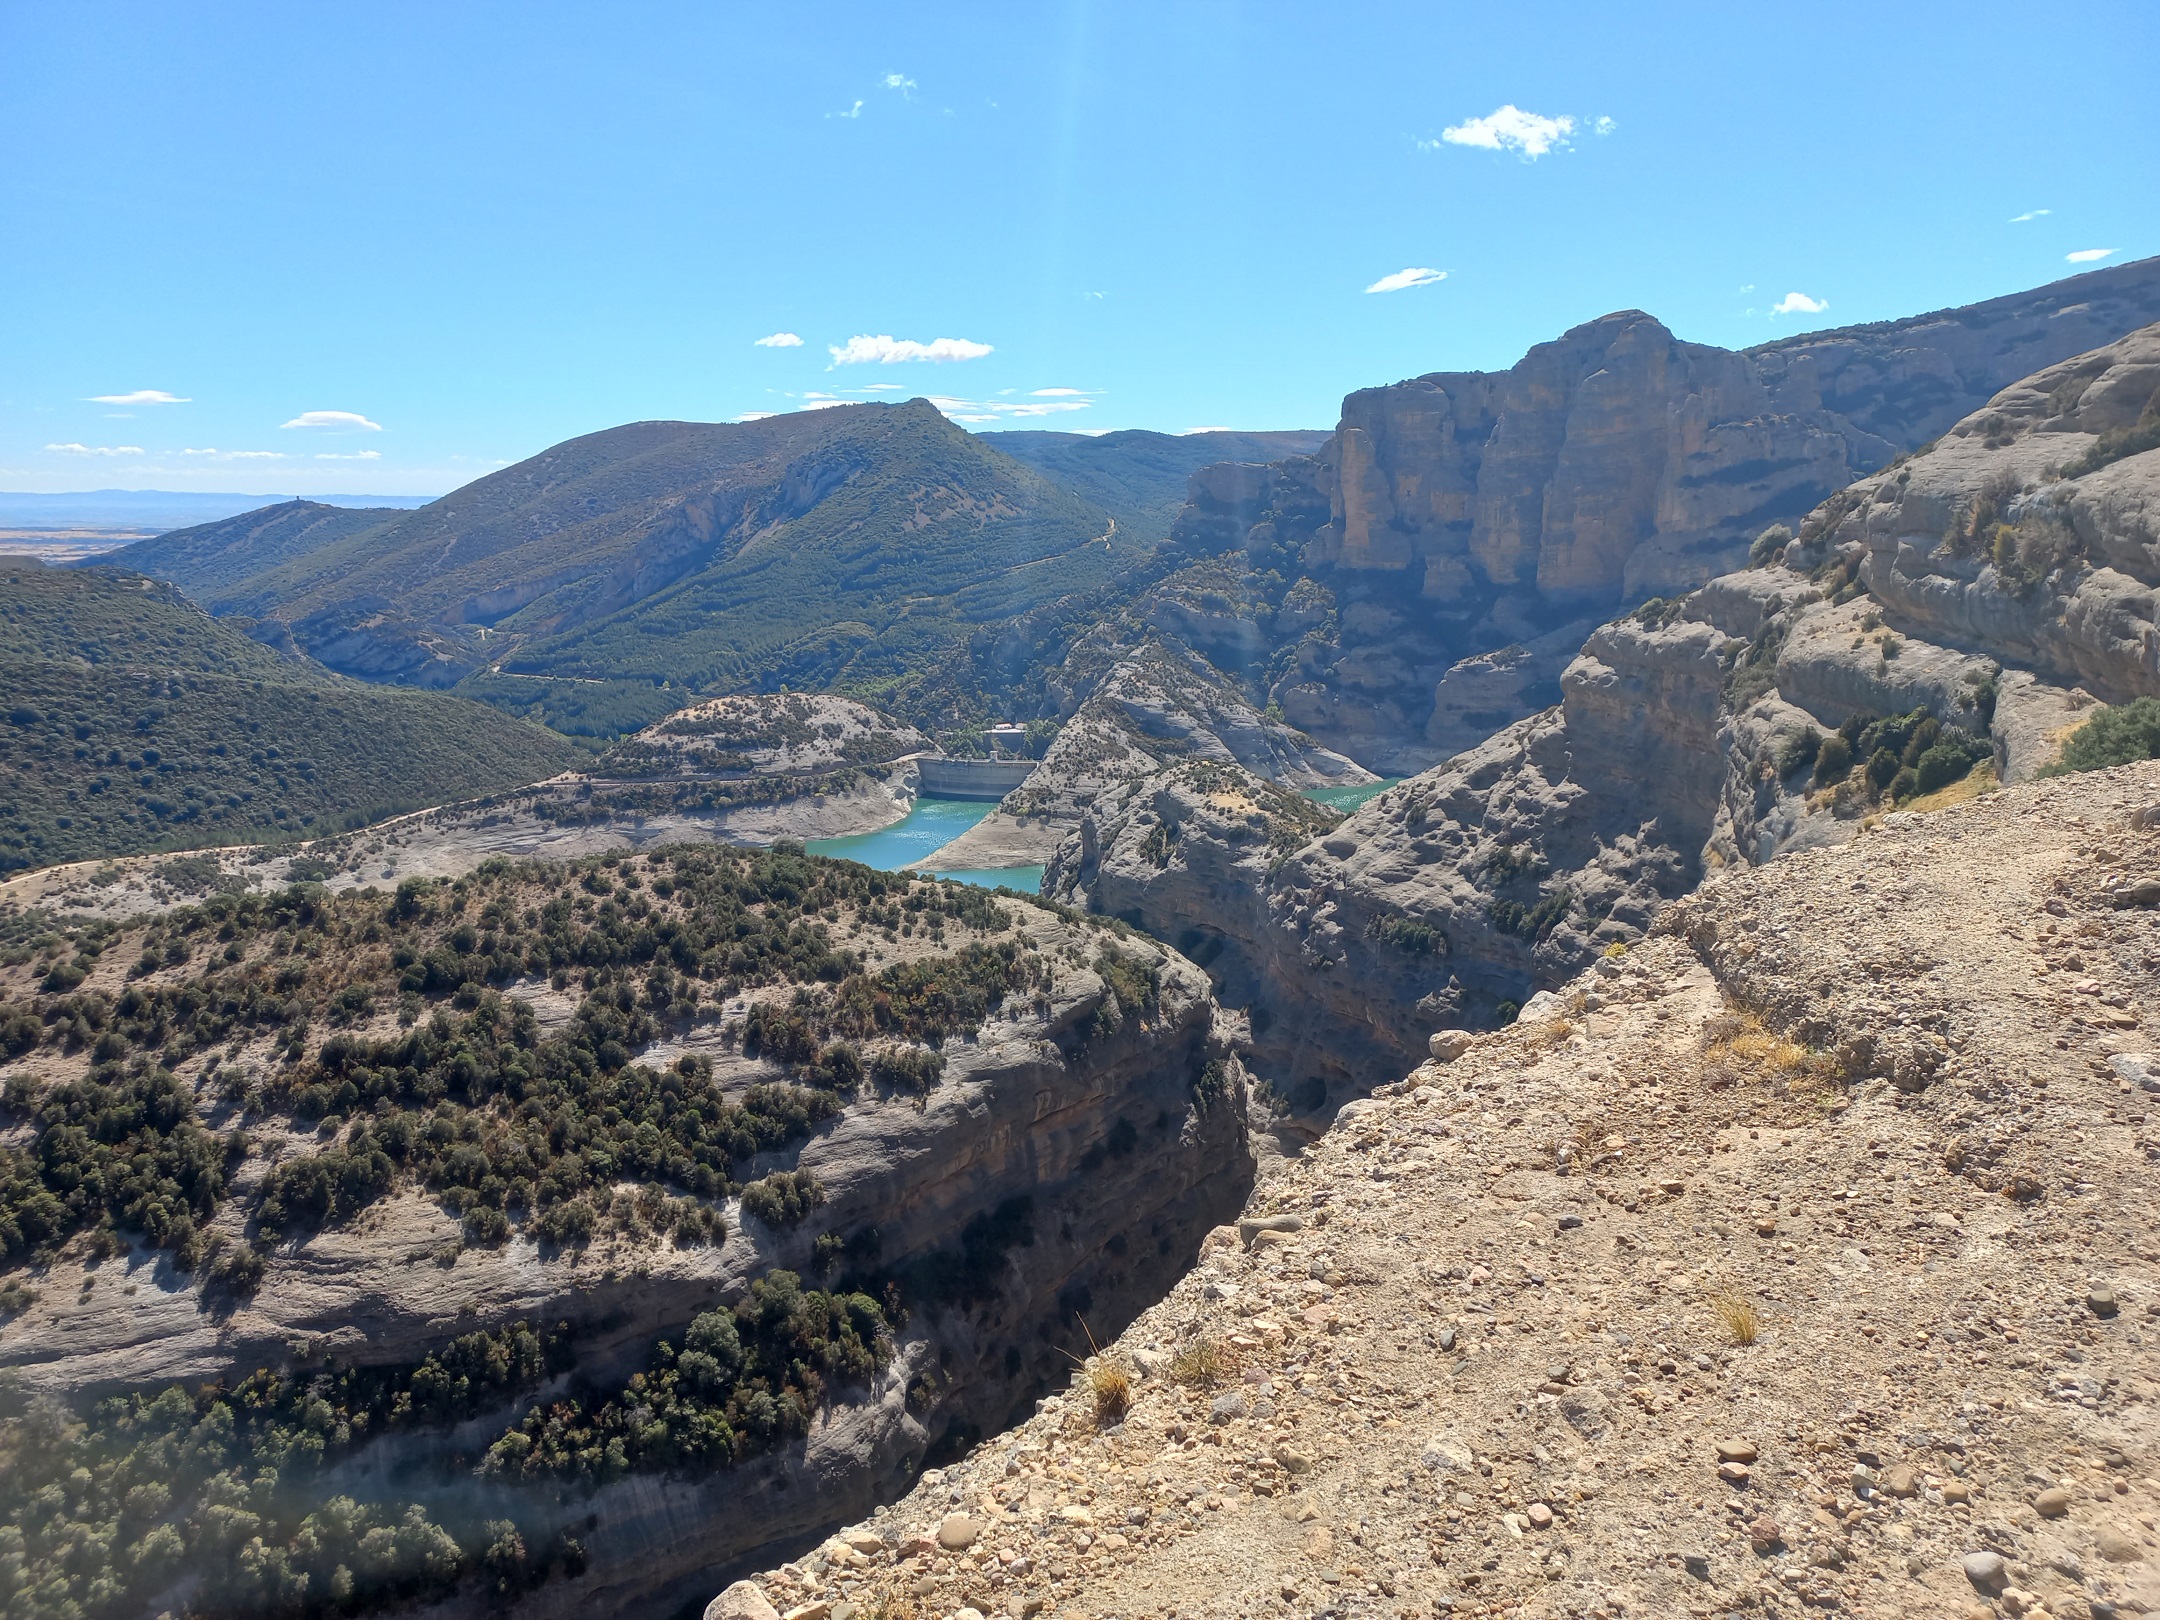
[101,499,400,598]
[0,566,579,872]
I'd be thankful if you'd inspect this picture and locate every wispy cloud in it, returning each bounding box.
[1365,267,1448,294]
[181,447,285,460]
[1431,105,1577,159]
[315,450,381,461]
[829,334,993,365]
[47,442,143,456]
[926,394,1092,425]
[754,332,803,347]
[1182,426,1235,435]
[882,72,916,96]
[87,389,189,406]
[734,411,779,423]
[829,99,864,120]
[2066,248,2115,263]
[1770,291,1829,316]
[2009,208,2051,223]
[280,409,382,431]
[1590,115,1616,137]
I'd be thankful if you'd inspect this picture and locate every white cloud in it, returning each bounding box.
[280,409,382,431]
[734,412,779,423]
[1182,426,1235,435]
[315,450,381,461]
[1030,388,1090,397]
[2066,248,2115,263]
[754,332,803,347]
[47,442,143,456]
[828,334,993,365]
[926,393,1090,424]
[829,99,864,120]
[1365,267,1448,294]
[1591,115,1616,137]
[87,389,189,405]
[182,447,286,460]
[1770,291,1829,316]
[1436,105,1575,159]
[882,73,916,95]
[2009,208,2051,223]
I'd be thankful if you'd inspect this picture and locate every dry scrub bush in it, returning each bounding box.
[1169,1336,1229,1390]
[1089,1356,1134,1426]
[1711,1291,1762,1346]
[1700,1009,1835,1098]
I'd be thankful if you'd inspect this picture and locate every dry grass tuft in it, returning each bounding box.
[1711,1291,1762,1346]
[1088,1356,1133,1426]
[1168,1336,1229,1389]
[1701,1008,1823,1095]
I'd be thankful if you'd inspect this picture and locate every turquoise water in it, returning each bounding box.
[1303,777,1404,815]
[806,799,1044,893]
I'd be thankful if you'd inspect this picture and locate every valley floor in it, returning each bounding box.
[722,763,2160,1620]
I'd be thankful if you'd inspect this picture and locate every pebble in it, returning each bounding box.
[1747,1516,1781,1552]
[2095,1525,2144,1563]
[2033,1487,2072,1519]
[1885,1465,1917,1498]
[1209,1393,1248,1425]
[1962,1550,2007,1590]
[1526,1503,1554,1529]
[938,1514,981,1551]
[2089,1284,2120,1318]
[1717,1462,1751,1485]
[1716,1439,1758,1464]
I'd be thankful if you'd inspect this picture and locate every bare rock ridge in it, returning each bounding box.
[739,758,2160,1620]
[921,641,1371,874]
[1050,314,2160,1121]
[1161,256,2160,772]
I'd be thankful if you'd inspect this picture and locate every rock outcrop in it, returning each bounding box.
[0,850,1251,1619]
[740,757,2160,1620]
[1163,257,2160,773]
[1052,319,2160,1126]
[920,641,1371,873]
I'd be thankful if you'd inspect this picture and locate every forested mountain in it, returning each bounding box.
[0,565,578,871]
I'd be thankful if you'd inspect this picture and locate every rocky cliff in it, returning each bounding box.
[0,845,1251,1619]
[1050,318,2160,1124]
[738,757,2160,1620]
[918,640,1371,874]
[1161,257,2160,773]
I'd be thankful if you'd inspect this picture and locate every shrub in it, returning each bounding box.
[1774,727,1821,778]
[740,1169,826,1228]
[1373,914,1445,955]
[1749,524,1793,567]
[871,1044,945,1095]
[2047,697,2160,775]
[482,1270,886,1485]
[1913,740,1985,795]
[2062,386,2160,478]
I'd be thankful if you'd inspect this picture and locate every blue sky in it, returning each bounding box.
[3,1,2154,496]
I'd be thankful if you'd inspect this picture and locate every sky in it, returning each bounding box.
[3,1,2155,497]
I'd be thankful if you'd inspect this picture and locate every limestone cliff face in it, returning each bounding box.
[1159,258,2160,774]
[1055,319,2160,1124]
[0,904,1251,1620]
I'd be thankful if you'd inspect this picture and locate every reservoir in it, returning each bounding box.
[807,797,1045,893]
